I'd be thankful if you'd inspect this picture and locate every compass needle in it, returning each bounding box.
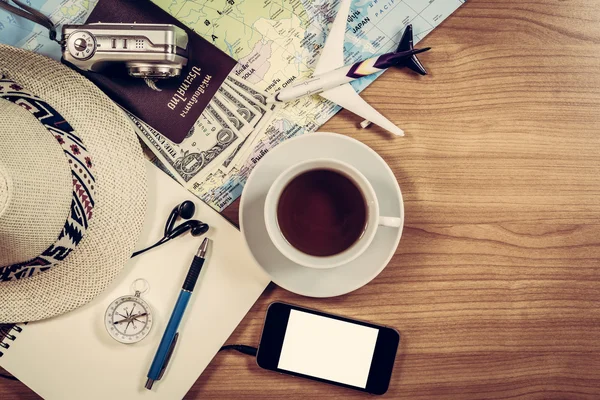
[105,279,153,344]
[132,312,148,323]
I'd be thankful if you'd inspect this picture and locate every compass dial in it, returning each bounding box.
[105,295,153,344]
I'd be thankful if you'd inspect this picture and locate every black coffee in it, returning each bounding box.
[276,169,367,257]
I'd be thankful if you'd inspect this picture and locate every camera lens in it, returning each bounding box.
[127,64,182,79]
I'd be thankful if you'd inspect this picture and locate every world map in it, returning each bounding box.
[151,0,466,210]
[0,0,465,211]
[155,0,464,96]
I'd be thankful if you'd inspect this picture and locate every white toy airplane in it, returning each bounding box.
[266,0,430,136]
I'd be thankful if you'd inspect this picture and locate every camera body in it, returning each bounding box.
[62,23,189,79]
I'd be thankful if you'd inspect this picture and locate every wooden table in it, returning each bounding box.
[2,0,600,398]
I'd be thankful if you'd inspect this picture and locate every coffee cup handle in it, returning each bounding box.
[378,216,402,228]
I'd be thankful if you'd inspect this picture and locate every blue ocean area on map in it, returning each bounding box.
[0,0,44,46]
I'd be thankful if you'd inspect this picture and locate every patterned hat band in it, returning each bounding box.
[0,76,96,282]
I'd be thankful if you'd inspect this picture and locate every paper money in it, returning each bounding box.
[128,71,279,205]
[127,104,242,184]
[186,107,320,211]
[224,81,270,116]
[221,136,249,170]
[222,79,277,163]
[221,102,276,169]
[189,88,273,175]
[226,74,268,106]
[141,143,178,181]
[207,81,277,172]
[221,103,276,172]
[218,85,259,126]
[211,93,251,135]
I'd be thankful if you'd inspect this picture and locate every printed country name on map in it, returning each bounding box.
[347,9,370,34]
[234,62,256,80]
[167,66,212,117]
[264,76,297,93]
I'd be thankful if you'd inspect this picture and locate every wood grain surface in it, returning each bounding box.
[2,0,600,398]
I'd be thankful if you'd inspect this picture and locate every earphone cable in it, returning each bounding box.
[0,372,18,381]
[219,344,258,357]
[131,236,170,258]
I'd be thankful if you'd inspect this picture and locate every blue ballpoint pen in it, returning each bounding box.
[145,237,210,390]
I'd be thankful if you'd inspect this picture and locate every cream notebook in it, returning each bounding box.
[0,162,271,399]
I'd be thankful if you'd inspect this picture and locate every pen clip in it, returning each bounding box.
[158,332,179,381]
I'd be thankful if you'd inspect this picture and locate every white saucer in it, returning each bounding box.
[239,132,404,297]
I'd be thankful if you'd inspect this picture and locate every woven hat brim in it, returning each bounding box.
[0,45,147,323]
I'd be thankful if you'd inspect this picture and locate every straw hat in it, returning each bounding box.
[0,45,147,323]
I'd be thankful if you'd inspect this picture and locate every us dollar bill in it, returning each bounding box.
[226,74,268,106]
[222,136,249,169]
[211,83,277,172]
[211,93,249,134]
[221,105,276,172]
[126,105,241,184]
[218,85,259,126]
[223,81,269,116]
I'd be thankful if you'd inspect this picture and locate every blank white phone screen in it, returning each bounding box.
[277,309,379,388]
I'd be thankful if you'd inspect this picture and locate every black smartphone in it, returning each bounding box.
[256,302,400,395]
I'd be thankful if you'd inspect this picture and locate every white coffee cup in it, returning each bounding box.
[264,158,402,269]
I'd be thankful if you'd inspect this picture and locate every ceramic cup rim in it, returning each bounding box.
[264,158,380,269]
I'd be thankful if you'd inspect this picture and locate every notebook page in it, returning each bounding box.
[0,161,270,399]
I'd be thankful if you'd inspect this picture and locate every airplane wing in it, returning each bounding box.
[313,0,352,76]
[314,0,404,136]
[320,84,405,136]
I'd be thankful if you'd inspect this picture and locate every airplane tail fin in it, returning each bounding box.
[396,25,429,75]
